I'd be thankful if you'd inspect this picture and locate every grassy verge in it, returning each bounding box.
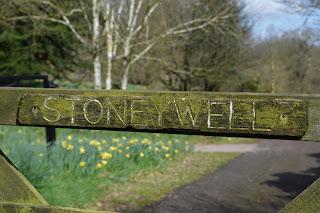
[92,152,239,212]
[0,126,239,211]
[0,127,188,205]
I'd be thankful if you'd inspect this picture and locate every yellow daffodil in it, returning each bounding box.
[96,163,103,169]
[97,146,102,151]
[174,149,179,154]
[112,138,120,143]
[89,140,101,147]
[79,161,87,167]
[102,140,107,144]
[66,143,74,151]
[141,138,151,145]
[128,139,137,145]
[62,140,67,146]
[79,146,86,154]
[67,135,73,141]
[125,154,130,158]
[118,149,123,154]
[140,152,144,158]
[99,152,113,160]
[154,147,159,152]
[162,146,169,151]
[109,146,117,151]
[101,160,108,165]
[165,154,170,158]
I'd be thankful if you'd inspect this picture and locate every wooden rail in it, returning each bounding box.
[1,87,320,141]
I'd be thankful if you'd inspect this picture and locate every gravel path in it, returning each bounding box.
[194,144,260,153]
[140,140,320,213]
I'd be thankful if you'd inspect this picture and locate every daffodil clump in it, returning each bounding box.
[50,133,190,176]
[0,127,190,189]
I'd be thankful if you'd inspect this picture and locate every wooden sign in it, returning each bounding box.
[17,93,307,137]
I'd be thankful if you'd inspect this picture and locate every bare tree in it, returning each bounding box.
[4,0,240,90]
[102,0,237,90]
[144,0,250,92]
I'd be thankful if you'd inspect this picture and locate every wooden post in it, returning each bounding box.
[42,76,56,146]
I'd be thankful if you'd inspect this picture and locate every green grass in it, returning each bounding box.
[0,126,239,211]
[0,126,189,205]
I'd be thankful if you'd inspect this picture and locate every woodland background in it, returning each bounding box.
[0,0,319,93]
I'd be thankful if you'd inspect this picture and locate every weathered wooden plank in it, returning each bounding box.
[0,87,320,141]
[0,201,113,213]
[0,150,47,205]
[17,93,307,137]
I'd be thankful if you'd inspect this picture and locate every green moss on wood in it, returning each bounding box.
[17,93,307,137]
[0,202,113,213]
[0,151,47,205]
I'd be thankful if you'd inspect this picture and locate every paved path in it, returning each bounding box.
[194,144,260,153]
[141,140,320,213]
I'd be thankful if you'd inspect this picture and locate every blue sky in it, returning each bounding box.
[243,0,319,39]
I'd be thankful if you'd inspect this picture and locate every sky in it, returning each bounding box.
[243,0,319,39]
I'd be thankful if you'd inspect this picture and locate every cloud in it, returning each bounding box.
[242,0,308,38]
[243,0,319,38]
[243,0,287,16]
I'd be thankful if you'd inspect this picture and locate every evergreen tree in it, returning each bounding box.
[0,2,82,79]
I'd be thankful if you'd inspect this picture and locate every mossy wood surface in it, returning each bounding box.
[0,151,47,205]
[0,202,113,213]
[280,177,320,213]
[1,87,320,140]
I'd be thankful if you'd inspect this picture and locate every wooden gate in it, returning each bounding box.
[0,88,319,212]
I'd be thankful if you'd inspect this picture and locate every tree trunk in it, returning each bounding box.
[121,63,130,90]
[105,58,112,90]
[104,1,114,90]
[94,54,102,89]
[93,0,102,89]
[271,51,276,94]
[105,29,113,90]
[121,35,131,90]
[268,40,276,94]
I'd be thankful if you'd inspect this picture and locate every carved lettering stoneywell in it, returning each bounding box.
[18,94,308,136]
